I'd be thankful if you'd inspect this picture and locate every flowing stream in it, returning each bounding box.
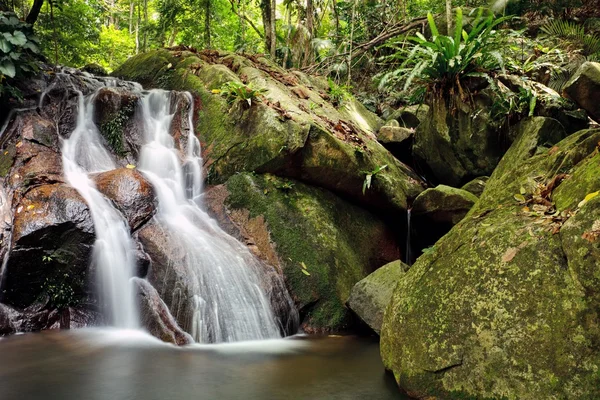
[61,90,138,329]
[137,90,294,342]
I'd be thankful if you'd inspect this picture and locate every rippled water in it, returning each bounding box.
[0,330,406,400]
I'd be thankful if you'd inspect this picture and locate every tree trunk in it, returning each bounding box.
[142,0,148,52]
[129,0,134,34]
[25,0,43,25]
[205,0,211,48]
[302,0,314,67]
[446,0,452,34]
[260,0,275,57]
[269,0,276,56]
[135,0,140,54]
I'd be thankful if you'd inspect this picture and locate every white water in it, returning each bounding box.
[138,90,288,343]
[61,91,138,329]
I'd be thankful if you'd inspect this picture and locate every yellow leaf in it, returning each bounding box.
[26,205,35,210]
[300,261,308,270]
[514,194,526,203]
[3,151,7,155]
[578,191,599,208]
[126,164,136,169]
[15,141,22,148]
[211,89,221,94]
[301,269,311,276]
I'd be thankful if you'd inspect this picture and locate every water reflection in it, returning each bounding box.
[0,330,406,400]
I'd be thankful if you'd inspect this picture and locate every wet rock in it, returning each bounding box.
[381,128,600,399]
[460,176,488,197]
[92,87,141,158]
[412,185,478,225]
[346,260,407,335]
[81,63,108,76]
[0,303,16,335]
[2,184,95,308]
[93,168,156,231]
[564,61,600,122]
[205,173,401,332]
[134,278,194,346]
[137,220,195,333]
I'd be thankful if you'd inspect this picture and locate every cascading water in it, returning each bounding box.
[61,90,138,329]
[138,90,294,343]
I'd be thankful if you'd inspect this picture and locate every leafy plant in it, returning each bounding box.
[0,11,42,100]
[377,8,510,100]
[362,164,387,195]
[218,81,267,107]
[327,78,353,107]
[541,19,600,56]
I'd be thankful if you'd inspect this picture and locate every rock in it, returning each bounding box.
[384,119,400,127]
[134,278,194,345]
[414,94,500,186]
[136,220,195,333]
[564,61,600,122]
[412,185,478,225]
[377,126,414,145]
[81,63,108,76]
[388,104,429,129]
[0,304,15,335]
[381,128,600,399]
[460,176,488,197]
[204,173,401,332]
[2,184,95,308]
[93,168,156,231]
[92,87,140,157]
[114,49,425,216]
[346,260,407,334]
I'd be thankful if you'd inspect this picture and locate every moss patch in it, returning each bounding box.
[225,172,399,331]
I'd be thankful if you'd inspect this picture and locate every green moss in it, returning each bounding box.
[225,172,393,331]
[112,49,177,87]
[99,101,136,156]
[553,152,600,211]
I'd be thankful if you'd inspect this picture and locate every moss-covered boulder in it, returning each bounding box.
[204,173,401,332]
[388,104,429,129]
[380,127,600,399]
[460,176,488,197]
[412,185,478,225]
[113,49,424,215]
[564,61,600,122]
[414,95,500,186]
[346,260,407,335]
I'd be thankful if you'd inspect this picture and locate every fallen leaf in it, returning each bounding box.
[26,205,34,210]
[301,269,311,276]
[514,194,526,203]
[502,247,518,263]
[15,141,22,148]
[126,164,136,169]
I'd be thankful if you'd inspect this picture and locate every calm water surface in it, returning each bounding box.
[0,329,406,400]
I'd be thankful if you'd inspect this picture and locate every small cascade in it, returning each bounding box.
[61,90,138,329]
[405,208,412,266]
[138,90,295,343]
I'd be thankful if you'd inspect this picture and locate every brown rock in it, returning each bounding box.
[93,168,156,231]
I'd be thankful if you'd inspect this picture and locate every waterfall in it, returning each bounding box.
[61,91,138,329]
[138,90,293,343]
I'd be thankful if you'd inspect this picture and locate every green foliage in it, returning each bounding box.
[0,11,41,100]
[327,78,352,107]
[377,8,510,99]
[491,84,537,123]
[541,19,600,56]
[219,81,267,107]
[41,273,77,310]
[99,102,136,155]
[362,164,387,195]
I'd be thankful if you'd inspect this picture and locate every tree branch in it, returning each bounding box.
[25,0,44,25]
[228,0,264,39]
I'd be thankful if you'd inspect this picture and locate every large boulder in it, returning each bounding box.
[460,176,488,197]
[346,260,407,335]
[381,127,600,399]
[564,61,600,122]
[388,104,429,129]
[204,173,401,332]
[93,168,156,231]
[414,94,501,186]
[2,183,95,308]
[113,49,425,216]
